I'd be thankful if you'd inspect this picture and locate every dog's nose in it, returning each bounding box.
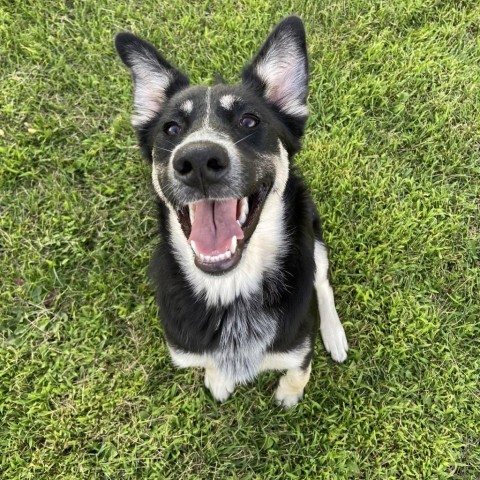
[173,141,230,189]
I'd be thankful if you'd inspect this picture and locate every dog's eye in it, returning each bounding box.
[239,114,259,128]
[164,122,181,136]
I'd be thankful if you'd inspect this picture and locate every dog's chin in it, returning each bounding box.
[175,183,272,275]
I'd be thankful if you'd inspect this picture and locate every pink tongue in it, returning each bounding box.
[189,199,244,256]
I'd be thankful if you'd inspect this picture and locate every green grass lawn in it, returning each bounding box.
[1,0,479,478]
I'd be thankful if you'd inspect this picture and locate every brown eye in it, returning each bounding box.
[164,122,181,136]
[239,114,259,128]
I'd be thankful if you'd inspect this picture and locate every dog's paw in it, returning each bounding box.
[274,366,311,409]
[204,369,235,402]
[275,386,303,409]
[321,316,348,363]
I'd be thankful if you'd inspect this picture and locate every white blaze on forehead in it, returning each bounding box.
[179,99,193,114]
[130,52,174,127]
[219,94,239,110]
[203,87,212,129]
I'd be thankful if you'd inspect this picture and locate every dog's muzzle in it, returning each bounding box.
[168,141,272,274]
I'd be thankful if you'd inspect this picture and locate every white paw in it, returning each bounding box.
[204,370,234,402]
[275,386,303,409]
[321,314,349,363]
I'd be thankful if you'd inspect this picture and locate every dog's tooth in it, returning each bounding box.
[242,197,249,215]
[189,204,195,225]
[238,197,249,226]
[238,211,246,226]
[198,250,232,264]
[230,236,237,254]
[190,240,199,256]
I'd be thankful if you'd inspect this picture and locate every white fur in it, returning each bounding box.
[168,347,209,369]
[219,94,238,110]
[275,363,311,408]
[260,338,310,371]
[255,31,309,117]
[129,52,173,127]
[168,349,234,402]
[168,345,235,402]
[165,267,282,389]
[179,99,193,114]
[151,160,168,204]
[203,87,212,128]
[204,367,235,402]
[216,308,276,383]
[314,241,348,362]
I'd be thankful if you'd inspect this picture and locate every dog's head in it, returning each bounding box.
[115,17,309,276]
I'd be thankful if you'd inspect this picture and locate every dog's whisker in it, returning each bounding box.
[234,133,255,145]
[165,139,177,148]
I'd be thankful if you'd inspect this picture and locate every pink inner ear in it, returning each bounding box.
[255,42,308,116]
[266,61,299,104]
[131,56,172,127]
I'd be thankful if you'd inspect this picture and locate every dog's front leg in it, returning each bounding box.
[275,363,312,408]
[314,241,349,363]
[204,366,235,402]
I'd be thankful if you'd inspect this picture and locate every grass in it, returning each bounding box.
[1,0,479,478]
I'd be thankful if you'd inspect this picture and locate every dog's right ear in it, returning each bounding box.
[115,33,189,128]
[242,17,309,120]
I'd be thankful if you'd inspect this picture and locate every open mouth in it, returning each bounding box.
[176,183,271,274]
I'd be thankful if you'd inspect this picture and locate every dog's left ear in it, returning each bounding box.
[242,16,309,119]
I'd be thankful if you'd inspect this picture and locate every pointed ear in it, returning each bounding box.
[115,32,189,127]
[242,16,309,119]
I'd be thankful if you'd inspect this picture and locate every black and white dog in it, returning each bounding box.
[115,16,348,407]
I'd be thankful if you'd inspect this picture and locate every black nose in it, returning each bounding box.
[173,141,230,189]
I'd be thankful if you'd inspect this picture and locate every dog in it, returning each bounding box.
[115,16,348,407]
